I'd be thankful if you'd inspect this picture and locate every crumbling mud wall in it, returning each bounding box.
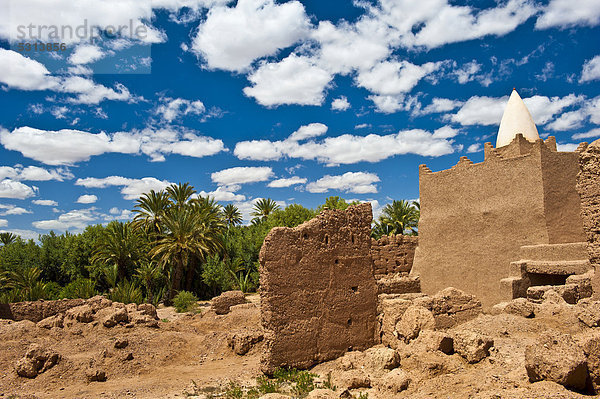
[412,135,585,308]
[259,203,378,373]
[0,298,85,322]
[577,139,600,298]
[371,235,418,277]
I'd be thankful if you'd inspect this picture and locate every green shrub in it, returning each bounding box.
[292,371,316,397]
[59,278,97,299]
[273,368,317,397]
[256,376,280,394]
[173,290,198,313]
[44,281,62,300]
[109,279,143,304]
[0,289,22,304]
[225,382,243,399]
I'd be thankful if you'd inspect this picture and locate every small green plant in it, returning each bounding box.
[273,368,317,397]
[246,387,260,399]
[173,290,198,313]
[59,278,97,299]
[225,382,244,399]
[109,279,143,304]
[291,371,316,397]
[0,289,23,304]
[256,376,280,394]
[161,318,170,323]
[322,372,336,391]
[355,392,368,399]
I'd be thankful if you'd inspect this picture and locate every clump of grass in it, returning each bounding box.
[173,290,198,313]
[323,372,336,391]
[257,376,280,394]
[226,382,244,399]
[273,368,318,397]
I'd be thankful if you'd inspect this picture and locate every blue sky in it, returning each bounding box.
[0,0,599,239]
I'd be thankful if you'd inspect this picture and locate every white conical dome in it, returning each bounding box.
[496,89,539,147]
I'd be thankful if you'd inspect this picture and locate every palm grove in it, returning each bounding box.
[0,183,419,305]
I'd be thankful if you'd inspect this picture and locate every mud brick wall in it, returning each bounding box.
[412,136,585,308]
[0,298,85,322]
[259,203,378,373]
[577,140,600,298]
[371,235,418,276]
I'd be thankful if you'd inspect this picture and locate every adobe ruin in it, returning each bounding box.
[577,139,600,299]
[371,235,420,295]
[411,90,590,308]
[259,203,378,373]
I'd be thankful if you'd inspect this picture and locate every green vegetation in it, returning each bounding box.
[372,200,420,239]
[173,290,198,313]
[0,182,418,305]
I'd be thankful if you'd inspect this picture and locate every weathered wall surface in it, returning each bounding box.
[577,139,600,298]
[259,203,378,373]
[371,235,418,276]
[412,136,585,308]
[0,298,85,322]
[541,144,586,243]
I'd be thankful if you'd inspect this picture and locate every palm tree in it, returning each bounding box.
[4,267,48,301]
[135,262,162,304]
[0,232,18,247]
[150,205,224,299]
[92,221,147,281]
[223,204,243,227]
[132,190,171,237]
[371,219,395,239]
[166,182,196,208]
[374,200,420,238]
[251,198,280,223]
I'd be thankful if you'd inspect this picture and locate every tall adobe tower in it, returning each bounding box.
[410,90,589,308]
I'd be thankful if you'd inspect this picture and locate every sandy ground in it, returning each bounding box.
[0,295,263,399]
[1,293,599,399]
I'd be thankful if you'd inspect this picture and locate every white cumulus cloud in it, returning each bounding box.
[288,123,328,141]
[449,94,583,126]
[234,125,457,166]
[211,167,274,186]
[192,0,310,71]
[68,44,106,65]
[243,54,333,107]
[0,179,37,199]
[0,126,225,165]
[155,97,206,123]
[306,172,380,194]
[75,176,171,200]
[32,199,58,206]
[580,55,600,83]
[33,208,97,231]
[572,128,600,141]
[198,187,246,202]
[356,60,442,96]
[0,165,73,182]
[267,176,307,188]
[331,96,351,111]
[76,194,98,204]
[0,49,134,104]
[536,0,600,29]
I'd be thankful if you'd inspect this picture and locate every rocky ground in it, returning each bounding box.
[2,290,600,399]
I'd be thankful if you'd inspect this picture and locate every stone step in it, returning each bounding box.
[519,242,589,261]
[524,259,592,275]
